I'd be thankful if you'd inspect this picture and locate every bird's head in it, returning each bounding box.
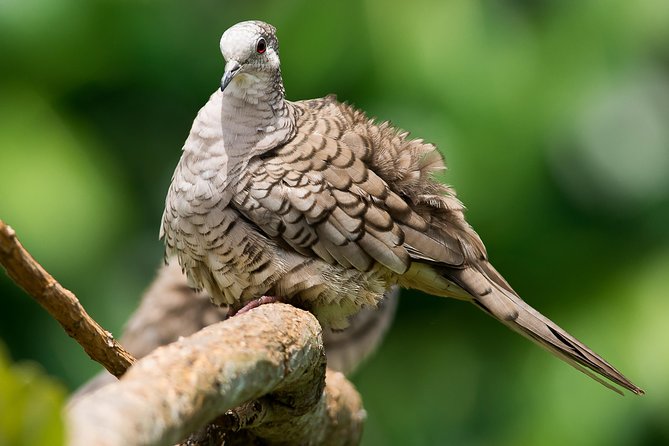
[219,21,281,93]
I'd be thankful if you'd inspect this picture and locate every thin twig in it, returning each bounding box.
[0,219,135,377]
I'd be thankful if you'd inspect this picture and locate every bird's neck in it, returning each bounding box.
[181,71,295,200]
[219,70,295,156]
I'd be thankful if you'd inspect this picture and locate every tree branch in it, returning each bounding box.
[2,219,368,444]
[67,304,365,446]
[1,220,366,444]
[0,219,135,377]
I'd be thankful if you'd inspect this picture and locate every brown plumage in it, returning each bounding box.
[161,20,643,395]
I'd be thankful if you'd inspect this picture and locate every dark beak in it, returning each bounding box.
[220,60,241,92]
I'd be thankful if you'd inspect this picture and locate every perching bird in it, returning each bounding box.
[161,20,643,395]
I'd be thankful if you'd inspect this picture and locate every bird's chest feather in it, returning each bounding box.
[164,199,284,306]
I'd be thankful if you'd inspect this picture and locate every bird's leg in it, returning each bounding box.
[231,295,282,317]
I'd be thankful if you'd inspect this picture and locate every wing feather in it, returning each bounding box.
[232,102,475,276]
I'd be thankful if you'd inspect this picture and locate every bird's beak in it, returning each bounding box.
[220,60,242,92]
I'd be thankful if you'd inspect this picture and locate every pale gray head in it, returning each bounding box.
[219,21,281,93]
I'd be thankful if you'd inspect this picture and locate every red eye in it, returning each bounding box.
[256,38,266,54]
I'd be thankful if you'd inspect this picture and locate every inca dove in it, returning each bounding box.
[161,20,643,394]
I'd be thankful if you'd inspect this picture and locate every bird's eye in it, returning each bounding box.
[256,38,267,54]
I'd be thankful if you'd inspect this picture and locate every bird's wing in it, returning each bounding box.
[232,115,468,275]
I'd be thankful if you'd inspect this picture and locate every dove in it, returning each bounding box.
[161,20,643,395]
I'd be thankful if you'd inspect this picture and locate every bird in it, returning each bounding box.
[161,20,643,395]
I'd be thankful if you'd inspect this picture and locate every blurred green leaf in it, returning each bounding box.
[0,343,65,446]
[0,86,129,274]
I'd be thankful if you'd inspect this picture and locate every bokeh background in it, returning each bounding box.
[2,0,669,445]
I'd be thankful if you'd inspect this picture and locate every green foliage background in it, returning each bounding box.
[1,1,668,445]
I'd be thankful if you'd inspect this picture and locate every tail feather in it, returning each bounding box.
[450,266,644,395]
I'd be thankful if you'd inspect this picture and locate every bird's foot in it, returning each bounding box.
[231,295,281,317]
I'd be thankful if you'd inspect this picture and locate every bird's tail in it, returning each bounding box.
[446,266,644,395]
